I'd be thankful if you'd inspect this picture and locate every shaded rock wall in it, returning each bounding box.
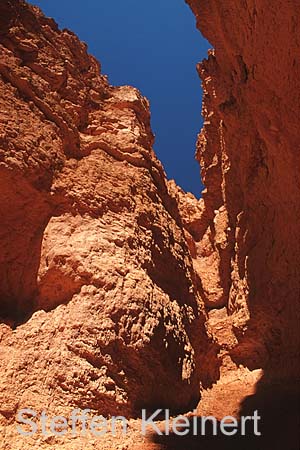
[187,0,300,390]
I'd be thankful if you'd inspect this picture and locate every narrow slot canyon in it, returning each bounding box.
[0,1,299,449]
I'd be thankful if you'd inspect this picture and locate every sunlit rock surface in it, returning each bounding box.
[0,0,299,448]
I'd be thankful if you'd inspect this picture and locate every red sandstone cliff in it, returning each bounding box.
[185,0,300,447]
[187,0,300,387]
[0,0,218,430]
[0,0,299,449]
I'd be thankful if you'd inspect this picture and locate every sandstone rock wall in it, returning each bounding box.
[0,0,299,447]
[0,0,218,422]
[187,0,300,390]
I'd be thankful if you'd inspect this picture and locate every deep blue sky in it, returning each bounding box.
[28,0,210,196]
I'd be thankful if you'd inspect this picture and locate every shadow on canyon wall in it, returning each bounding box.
[150,385,300,450]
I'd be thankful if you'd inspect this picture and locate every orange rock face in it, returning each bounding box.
[1,0,300,448]
[187,0,300,382]
[186,0,300,445]
[0,0,218,428]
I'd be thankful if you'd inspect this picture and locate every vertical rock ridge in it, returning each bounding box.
[186,0,300,421]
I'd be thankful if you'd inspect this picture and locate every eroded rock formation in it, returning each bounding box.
[0,0,218,426]
[187,0,300,387]
[0,0,299,448]
[185,2,300,446]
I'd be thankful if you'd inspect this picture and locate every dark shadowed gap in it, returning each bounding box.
[149,386,300,450]
[28,0,210,197]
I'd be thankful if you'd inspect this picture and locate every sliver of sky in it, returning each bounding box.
[28,0,210,196]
